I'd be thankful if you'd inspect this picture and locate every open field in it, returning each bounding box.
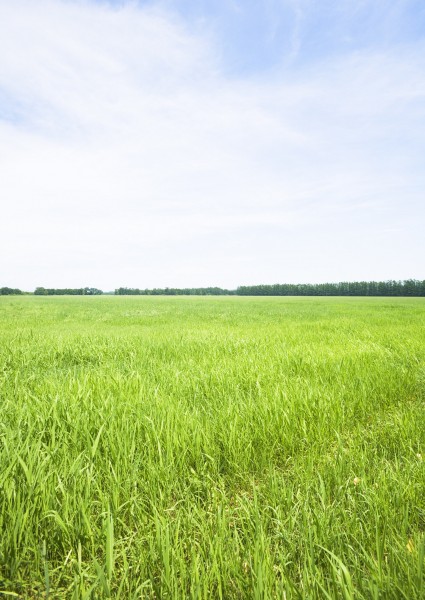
[0,296,424,598]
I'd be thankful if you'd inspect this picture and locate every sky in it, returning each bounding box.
[1,0,424,291]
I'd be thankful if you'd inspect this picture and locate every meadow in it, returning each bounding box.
[0,295,424,599]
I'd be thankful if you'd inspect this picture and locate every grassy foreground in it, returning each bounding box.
[0,296,424,599]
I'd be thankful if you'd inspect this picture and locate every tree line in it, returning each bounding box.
[0,287,24,295]
[236,280,425,296]
[1,280,425,296]
[34,287,103,295]
[115,287,234,296]
[116,280,425,296]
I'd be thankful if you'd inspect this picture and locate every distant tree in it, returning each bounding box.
[34,287,48,295]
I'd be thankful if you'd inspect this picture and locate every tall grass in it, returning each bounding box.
[0,296,424,598]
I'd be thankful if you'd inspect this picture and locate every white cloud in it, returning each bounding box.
[0,0,424,289]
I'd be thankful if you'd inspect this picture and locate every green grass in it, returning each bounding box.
[0,296,424,599]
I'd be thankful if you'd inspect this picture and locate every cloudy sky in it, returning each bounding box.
[1,0,424,291]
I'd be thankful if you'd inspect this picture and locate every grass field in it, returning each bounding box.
[0,296,424,599]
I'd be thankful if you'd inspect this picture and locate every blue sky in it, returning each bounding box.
[121,0,425,71]
[172,0,425,69]
[0,0,424,289]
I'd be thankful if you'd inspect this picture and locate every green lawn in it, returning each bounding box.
[0,296,424,598]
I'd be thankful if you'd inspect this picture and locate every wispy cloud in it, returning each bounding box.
[0,0,424,289]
